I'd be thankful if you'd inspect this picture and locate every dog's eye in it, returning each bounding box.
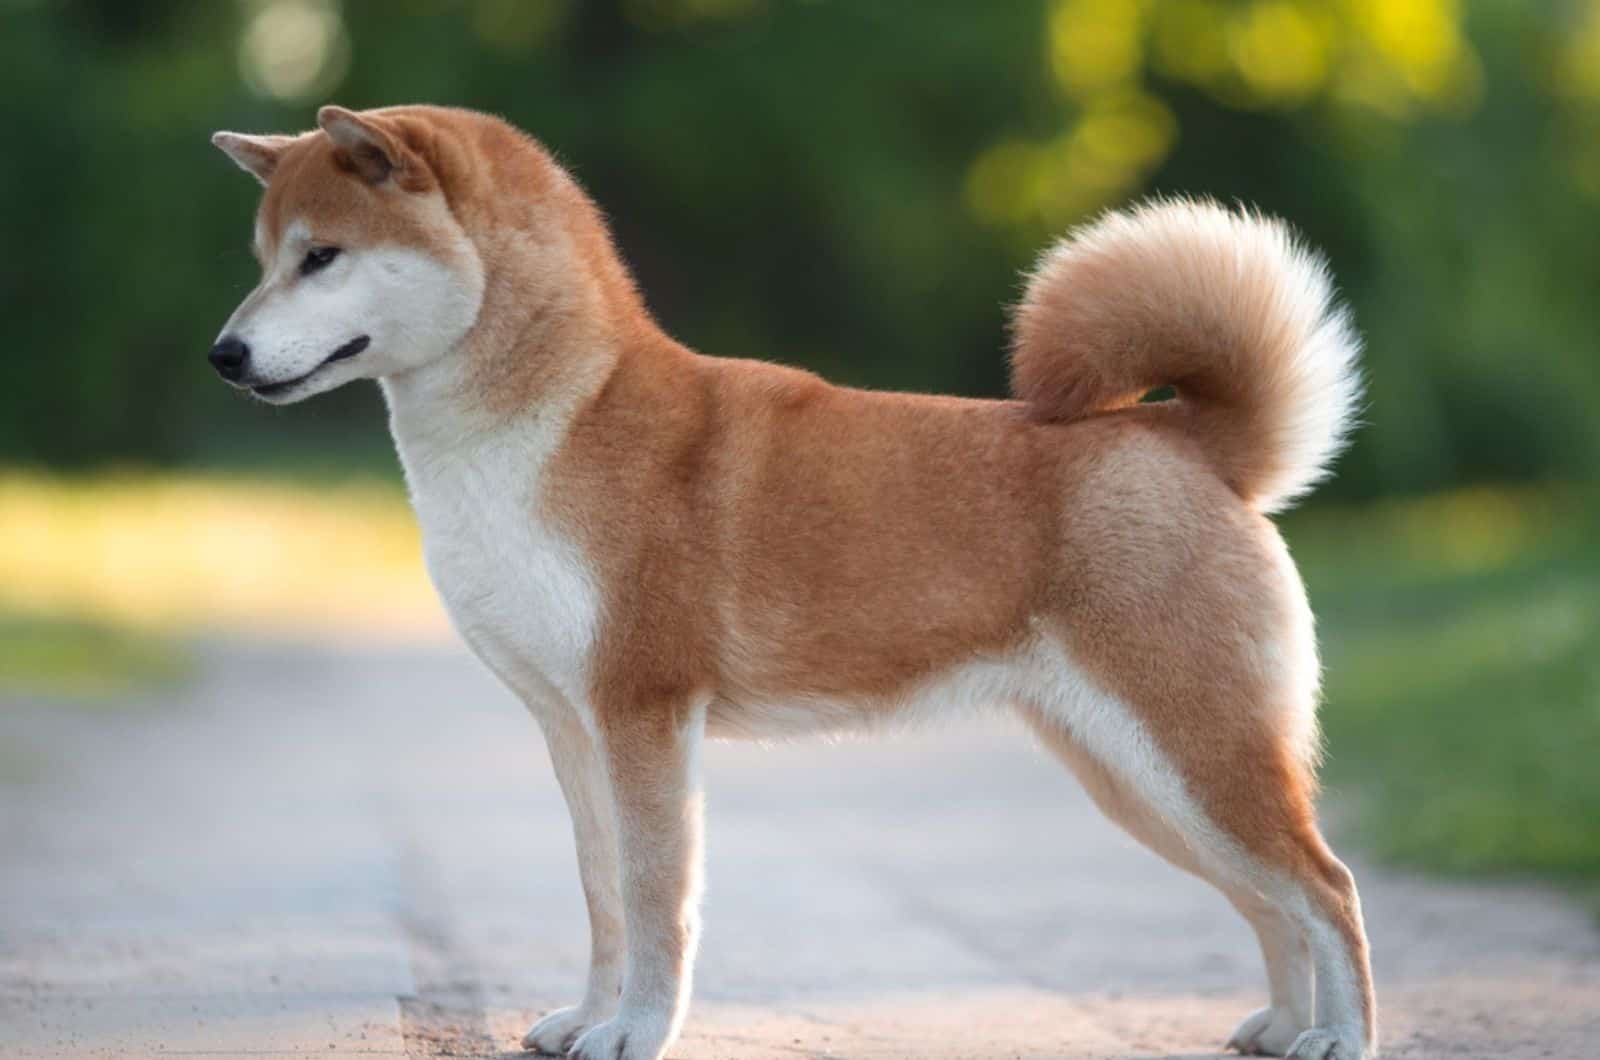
[300,246,341,275]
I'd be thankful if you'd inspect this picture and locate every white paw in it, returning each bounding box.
[1285,1027,1370,1060]
[522,1004,607,1055]
[567,1006,675,1060]
[1227,1006,1304,1056]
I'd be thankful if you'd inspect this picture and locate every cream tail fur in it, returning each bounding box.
[1012,198,1363,514]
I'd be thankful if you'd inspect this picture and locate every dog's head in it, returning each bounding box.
[208,106,487,404]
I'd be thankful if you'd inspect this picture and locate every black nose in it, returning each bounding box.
[208,336,250,381]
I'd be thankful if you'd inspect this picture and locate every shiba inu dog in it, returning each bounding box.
[209,104,1374,1060]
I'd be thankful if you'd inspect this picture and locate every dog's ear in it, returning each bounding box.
[211,132,298,186]
[318,105,406,185]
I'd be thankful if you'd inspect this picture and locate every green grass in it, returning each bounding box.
[1286,487,1600,890]
[0,615,190,701]
[0,616,191,785]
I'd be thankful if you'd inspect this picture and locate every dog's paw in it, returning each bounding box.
[567,1006,675,1060]
[1284,1027,1371,1060]
[1227,1005,1304,1056]
[521,1004,606,1055]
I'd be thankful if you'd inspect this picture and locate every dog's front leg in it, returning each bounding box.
[568,703,706,1060]
[522,707,626,1054]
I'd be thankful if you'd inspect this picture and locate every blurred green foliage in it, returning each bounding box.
[1287,489,1600,888]
[3,0,1599,501]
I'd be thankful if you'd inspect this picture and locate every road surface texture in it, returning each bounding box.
[3,641,1597,1058]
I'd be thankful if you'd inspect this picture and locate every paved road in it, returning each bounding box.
[2,642,1597,1058]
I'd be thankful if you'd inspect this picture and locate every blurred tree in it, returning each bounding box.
[1,0,1596,501]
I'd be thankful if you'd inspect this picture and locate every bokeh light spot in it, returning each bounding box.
[239,0,351,103]
[1050,0,1145,99]
[1228,1,1330,106]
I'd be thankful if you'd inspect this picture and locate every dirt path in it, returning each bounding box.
[2,642,1596,1058]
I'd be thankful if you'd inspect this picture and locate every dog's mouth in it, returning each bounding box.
[249,335,371,397]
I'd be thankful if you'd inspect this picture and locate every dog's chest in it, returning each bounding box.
[400,427,601,709]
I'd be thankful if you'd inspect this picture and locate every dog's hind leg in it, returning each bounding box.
[1020,709,1309,1052]
[1016,649,1375,1059]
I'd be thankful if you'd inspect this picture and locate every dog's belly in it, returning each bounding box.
[704,645,1038,741]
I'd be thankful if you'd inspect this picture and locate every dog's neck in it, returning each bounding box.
[378,191,666,493]
[378,318,618,494]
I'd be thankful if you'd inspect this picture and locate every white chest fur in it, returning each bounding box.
[382,371,601,715]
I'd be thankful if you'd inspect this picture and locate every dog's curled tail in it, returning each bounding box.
[1010,198,1362,513]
